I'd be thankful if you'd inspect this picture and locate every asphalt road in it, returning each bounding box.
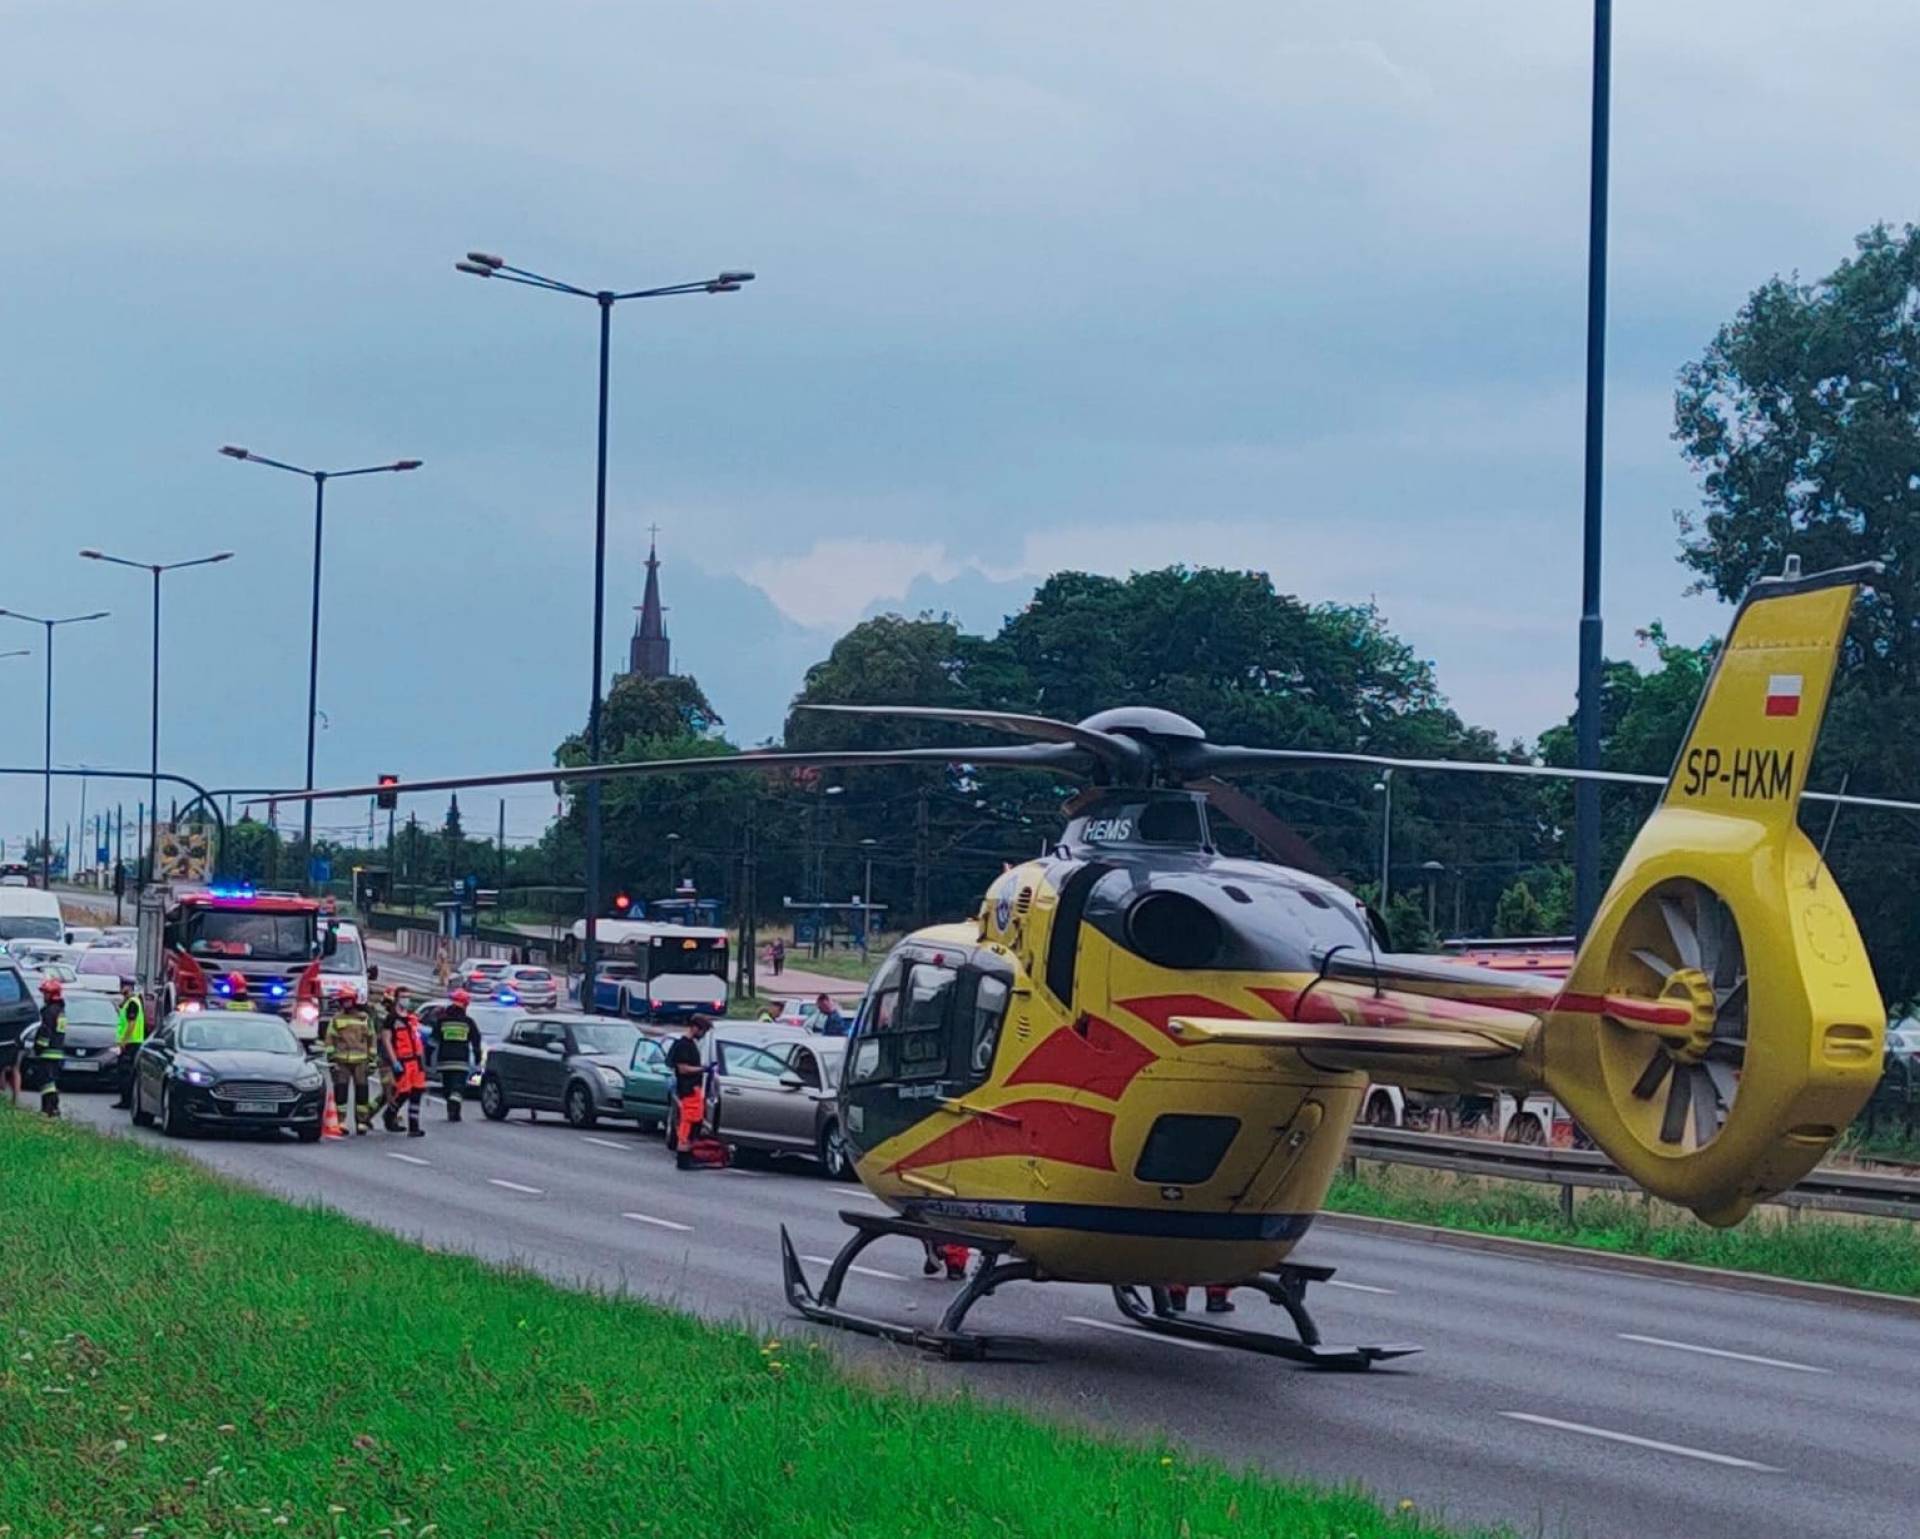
[59,1030,1920,1539]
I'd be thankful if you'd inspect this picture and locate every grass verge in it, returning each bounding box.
[1326,1163,1920,1297]
[0,1109,1495,1539]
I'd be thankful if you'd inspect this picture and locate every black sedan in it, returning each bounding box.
[21,992,125,1089]
[131,1008,328,1140]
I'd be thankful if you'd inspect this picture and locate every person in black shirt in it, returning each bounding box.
[666,1015,712,1168]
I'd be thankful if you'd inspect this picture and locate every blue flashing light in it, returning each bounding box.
[268,982,287,998]
[207,884,257,900]
[212,978,230,995]
[495,989,518,1004]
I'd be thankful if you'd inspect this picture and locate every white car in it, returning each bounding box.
[8,940,83,978]
[64,925,104,947]
[497,965,558,1009]
[765,998,824,1031]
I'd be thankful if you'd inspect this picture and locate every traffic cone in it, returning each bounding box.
[322,1080,346,1141]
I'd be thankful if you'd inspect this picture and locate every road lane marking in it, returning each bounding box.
[1324,1279,1395,1295]
[1498,1412,1780,1471]
[803,1255,907,1282]
[488,1178,544,1195]
[1065,1316,1223,1352]
[384,1152,430,1167]
[581,1137,632,1152]
[1616,1333,1827,1374]
[623,1212,692,1232]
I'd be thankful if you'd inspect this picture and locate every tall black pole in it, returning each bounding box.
[40,622,53,888]
[1573,0,1612,939]
[583,294,613,1007]
[148,565,161,887]
[302,473,328,893]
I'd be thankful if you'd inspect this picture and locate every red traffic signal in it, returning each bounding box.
[376,774,399,811]
[611,891,633,915]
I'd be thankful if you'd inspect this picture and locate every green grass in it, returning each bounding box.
[0,1110,1497,1539]
[784,950,881,983]
[1326,1163,1920,1297]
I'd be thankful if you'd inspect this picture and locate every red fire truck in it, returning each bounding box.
[161,885,337,1043]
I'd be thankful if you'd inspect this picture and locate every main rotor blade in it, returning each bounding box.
[1168,741,1920,814]
[1184,776,1344,883]
[228,742,1085,810]
[798,704,1144,775]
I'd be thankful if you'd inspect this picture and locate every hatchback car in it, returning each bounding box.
[479,1012,651,1128]
[130,1008,328,1139]
[459,958,514,996]
[21,991,123,1088]
[628,1024,851,1176]
[495,965,558,1009]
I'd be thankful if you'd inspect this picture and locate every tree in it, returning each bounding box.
[443,795,464,843]
[1492,880,1547,939]
[1674,222,1920,1003]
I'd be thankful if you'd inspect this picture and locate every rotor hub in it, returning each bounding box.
[1656,967,1719,1063]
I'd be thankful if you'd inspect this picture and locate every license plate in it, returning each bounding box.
[234,1099,280,1114]
[63,1060,99,1072]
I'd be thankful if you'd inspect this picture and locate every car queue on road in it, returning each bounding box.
[21,930,866,1196]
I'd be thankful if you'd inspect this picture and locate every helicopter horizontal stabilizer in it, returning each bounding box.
[1164,1016,1520,1060]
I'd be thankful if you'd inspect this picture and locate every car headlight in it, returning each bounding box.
[179,1067,215,1087]
[593,1063,624,1088]
[295,1064,326,1090]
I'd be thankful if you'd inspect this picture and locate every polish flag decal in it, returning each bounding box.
[1764,674,1803,718]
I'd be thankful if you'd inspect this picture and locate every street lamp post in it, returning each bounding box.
[80,549,234,885]
[665,831,681,893]
[860,837,877,962]
[0,610,110,886]
[219,447,420,891]
[1372,770,1394,910]
[456,251,753,999]
[1574,0,1613,939]
[1420,859,1447,935]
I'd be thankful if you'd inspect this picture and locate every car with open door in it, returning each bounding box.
[703,1024,852,1177]
[478,1011,650,1128]
[130,1007,328,1140]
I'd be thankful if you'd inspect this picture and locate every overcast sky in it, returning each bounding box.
[3,2,1916,857]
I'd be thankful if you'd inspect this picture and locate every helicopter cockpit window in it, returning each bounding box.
[897,964,955,1079]
[848,985,899,1085]
[967,976,1010,1078]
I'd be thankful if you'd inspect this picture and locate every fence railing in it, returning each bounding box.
[1344,1125,1920,1224]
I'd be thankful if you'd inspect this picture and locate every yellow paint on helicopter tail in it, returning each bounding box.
[1546,569,1884,1226]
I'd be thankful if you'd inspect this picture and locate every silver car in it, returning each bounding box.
[707,1024,852,1178]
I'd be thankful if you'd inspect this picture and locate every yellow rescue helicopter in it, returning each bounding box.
[770,558,1887,1363]
[262,559,1888,1367]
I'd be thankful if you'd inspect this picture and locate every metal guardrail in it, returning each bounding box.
[1345,1125,1920,1224]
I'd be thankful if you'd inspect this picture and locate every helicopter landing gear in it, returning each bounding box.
[780,1211,1045,1360]
[1111,1263,1419,1370]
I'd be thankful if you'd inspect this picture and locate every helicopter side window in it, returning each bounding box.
[896,964,955,1080]
[966,976,1010,1081]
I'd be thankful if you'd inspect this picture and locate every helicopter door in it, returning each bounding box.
[843,956,962,1190]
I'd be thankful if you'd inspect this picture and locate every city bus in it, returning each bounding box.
[569,916,730,1022]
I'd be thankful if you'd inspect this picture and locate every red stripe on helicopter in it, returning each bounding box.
[1115,993,1250,1043]
[1004,1014,1156,1099]
[888,1099,1116,1175]
[1553,991,1695,1029]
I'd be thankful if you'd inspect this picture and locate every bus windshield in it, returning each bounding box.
[180,909,317,963]
[646,937,727,978]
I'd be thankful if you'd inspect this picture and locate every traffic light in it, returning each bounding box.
[611,891,633,917]
[376,774,399,811]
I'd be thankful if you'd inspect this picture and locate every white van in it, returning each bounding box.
[0,887,64,944]
[318,919,376,1008]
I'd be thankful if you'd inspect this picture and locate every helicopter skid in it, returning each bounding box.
[780,1212,1045,1361]
[1111,1266,1420,1370]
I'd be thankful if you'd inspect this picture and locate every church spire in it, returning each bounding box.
[628,525,671,679]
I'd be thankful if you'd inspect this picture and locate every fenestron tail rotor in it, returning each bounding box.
[1613,881,1749,1152]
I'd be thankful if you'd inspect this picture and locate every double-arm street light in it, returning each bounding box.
[455,249,753,998]
[80,548,235,883]
[0,609,111,886]
[219,446,422,889]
